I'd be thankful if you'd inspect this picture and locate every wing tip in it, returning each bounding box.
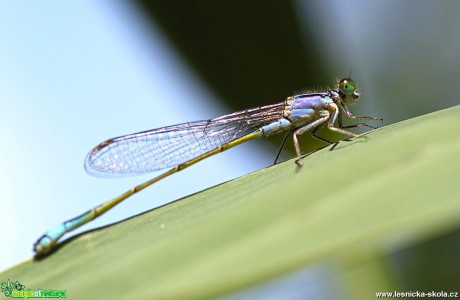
[84,138,117,176]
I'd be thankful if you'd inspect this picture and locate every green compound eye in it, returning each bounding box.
[338,78,357,96]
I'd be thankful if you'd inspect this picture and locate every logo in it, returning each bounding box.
[1,279,66,298]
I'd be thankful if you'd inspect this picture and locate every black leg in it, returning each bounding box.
[311,123,335,144]
[341,123,378,130]
[273,131,292,165]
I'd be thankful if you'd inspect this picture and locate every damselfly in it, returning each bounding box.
[34,77,382,255]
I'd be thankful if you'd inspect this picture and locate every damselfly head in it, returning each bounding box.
[338,78,360,102]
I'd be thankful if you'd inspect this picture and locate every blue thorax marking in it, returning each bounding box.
[290,93,332,121]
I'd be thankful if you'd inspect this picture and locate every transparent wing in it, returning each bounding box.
[84,102,286,176]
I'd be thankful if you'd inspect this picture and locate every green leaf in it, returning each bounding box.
[3,105,460,299]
